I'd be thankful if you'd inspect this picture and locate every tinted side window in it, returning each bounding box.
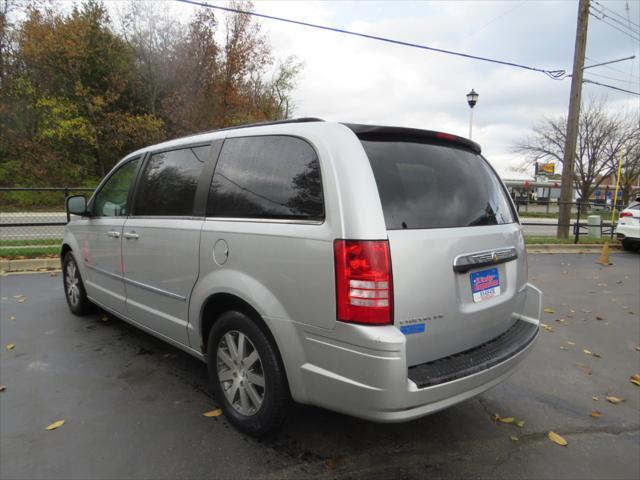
[134,147,207,216]
[207,136,324,220]
[93,158,140,217]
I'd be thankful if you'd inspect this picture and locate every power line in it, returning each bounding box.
[583,70,639,85]
[585,55,639,79]
[583,78,640,96]
[593,0,639,29]
[590,3,640,35]
[589,11,640,42]
[175,0,566,80]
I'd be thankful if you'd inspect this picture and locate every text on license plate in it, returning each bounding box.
[470,267,501,302]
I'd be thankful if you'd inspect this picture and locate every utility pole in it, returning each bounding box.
[557,0,590,238]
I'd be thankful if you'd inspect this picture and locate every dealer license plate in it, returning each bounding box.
[470,267,501,303]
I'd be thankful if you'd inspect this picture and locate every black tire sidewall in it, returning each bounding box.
[206,310,289,436]
[62,252,91,315]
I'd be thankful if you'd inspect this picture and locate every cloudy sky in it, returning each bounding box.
[122,1,639,177]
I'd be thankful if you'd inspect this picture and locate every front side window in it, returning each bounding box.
[133,146,208,216]
[93,158,140,217]
[207,136,324,220]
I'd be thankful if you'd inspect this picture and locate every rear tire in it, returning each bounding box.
[622,238,638,252]
[206,310,290,436]
[62,252,93,316]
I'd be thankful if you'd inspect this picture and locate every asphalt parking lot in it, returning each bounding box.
[1,252,639,480]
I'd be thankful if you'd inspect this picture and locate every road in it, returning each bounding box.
[0,211,611,239]
[1,253,639,479]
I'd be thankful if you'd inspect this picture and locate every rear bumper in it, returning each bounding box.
[615,223,640,240]
[297,283,541,422]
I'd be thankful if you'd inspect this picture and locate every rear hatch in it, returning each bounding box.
[355,127,526,367]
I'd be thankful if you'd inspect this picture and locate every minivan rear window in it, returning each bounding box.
[360,139,515,230]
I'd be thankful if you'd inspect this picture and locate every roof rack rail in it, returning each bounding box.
[203,117,325,135]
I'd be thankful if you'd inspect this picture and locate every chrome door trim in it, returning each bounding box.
[453,247,518,273]
[123,276,187,301]
[86,264,123,280]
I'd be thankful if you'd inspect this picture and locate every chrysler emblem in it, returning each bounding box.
[491,252,499,263]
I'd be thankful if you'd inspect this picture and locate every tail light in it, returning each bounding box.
[620,212,632,218]
[334,240,393,325]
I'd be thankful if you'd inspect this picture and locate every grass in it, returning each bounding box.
[518,210,619,221]
[525,236,619,245]
[0,246,60,259]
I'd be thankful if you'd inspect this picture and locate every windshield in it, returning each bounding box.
[360,139,515,230]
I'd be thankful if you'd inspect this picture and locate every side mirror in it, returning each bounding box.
[66,195,88,216]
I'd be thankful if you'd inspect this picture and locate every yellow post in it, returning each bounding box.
[598,147,624,266]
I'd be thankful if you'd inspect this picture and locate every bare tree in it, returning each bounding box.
[118,1,186,116]
[514,99,639,211]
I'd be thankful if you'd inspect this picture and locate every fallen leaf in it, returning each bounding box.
[543,308,555,314]
[596,316,604,321]
[636,346,640,352]
[0,385,6,392]
[6,344,15,351]
[606,396,625,405]
[516,420,525,428]
[569,309,576,313]
[13,295,24,299]
[17,298,26,303]
[510,436,519,442]
[556,318,567,325]
[590,411,601,418]
[567,341,576,346]
[541,323,554,332]
[575,363,593,375]
[548,431,568,446]
[498,417,515,424]
[583,349,592,355]
[202,408,223,417]
[9,315,16,321]
[45,420,65,431]
[616,280,623,284]
[630,374,640,387]
[592,396,599,401]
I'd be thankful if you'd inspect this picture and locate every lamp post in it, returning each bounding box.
[466,89,479,140]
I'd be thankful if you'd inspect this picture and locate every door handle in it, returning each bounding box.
[124,231,139,240]
[106,230,121,238]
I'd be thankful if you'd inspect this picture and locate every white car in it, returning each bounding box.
[616,197,640,252]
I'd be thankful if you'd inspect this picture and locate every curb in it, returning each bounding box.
[1,257,60,273]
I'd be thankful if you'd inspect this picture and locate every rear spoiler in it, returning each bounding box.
[343,123,481,154]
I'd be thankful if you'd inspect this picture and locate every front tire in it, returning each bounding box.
[62,252,92,315]
[207,310,290,436]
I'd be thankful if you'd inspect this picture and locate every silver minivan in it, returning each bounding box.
[63,118,542,435]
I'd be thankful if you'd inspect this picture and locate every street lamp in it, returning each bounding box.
[466,89,479,140]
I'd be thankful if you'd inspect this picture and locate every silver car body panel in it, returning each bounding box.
[63,120,542,421]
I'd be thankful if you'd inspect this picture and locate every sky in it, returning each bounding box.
[106,1,640,177]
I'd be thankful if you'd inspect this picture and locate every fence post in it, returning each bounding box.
[64,187,70,223]
[574,202,580,244]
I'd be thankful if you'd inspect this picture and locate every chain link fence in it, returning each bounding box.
[1,187,94,258]
[0,188,623,259]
